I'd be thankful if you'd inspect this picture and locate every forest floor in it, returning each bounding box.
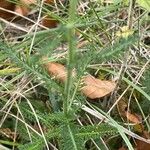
[0,0,150,150]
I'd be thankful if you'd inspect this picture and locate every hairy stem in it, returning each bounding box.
[64,0,78,115]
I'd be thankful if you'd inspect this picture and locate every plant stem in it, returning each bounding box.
[127,0,135,29]
[64,0,78,115]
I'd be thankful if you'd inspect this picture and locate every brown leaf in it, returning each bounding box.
[125,111,141,124]
[44,61,116,99]
[44,61,76,82]
[45,62,66,82]
[118,147,127,150]
[117,99,143,126]
[14,0,36,16]
[81,75,116,99]
[0,0,36,20]
[117,98,128,116]
[44,0,65,4]
[19,0,36,5]
[42,16,59,28]
[15,5,29,16]
[135,131,150,150]
[44,0,54,4]
[42,0,61,28]
[0,0,16,20]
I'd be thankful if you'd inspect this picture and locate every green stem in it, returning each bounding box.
[64,0,78,115]
[67,124,78,150]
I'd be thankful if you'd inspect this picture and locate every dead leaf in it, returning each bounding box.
[44,0,54,4]
[42,0,58,28]
[0,0,16,19]
[15,5,29,16]
[117,98,128,116]
[135,131,150,150]
[14,0,36,16]
[44,61,76,82]
[81,75,116,99]
[20,0,36,5]
[0,0,58,28]
[0,0,36,19]
[44,61,116,99]
[117,99,143,125]
[42,16,59,28]
[125,111,141,124]
[44,0,65,4]
[118,146,127,150]
[45,62,67,82]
